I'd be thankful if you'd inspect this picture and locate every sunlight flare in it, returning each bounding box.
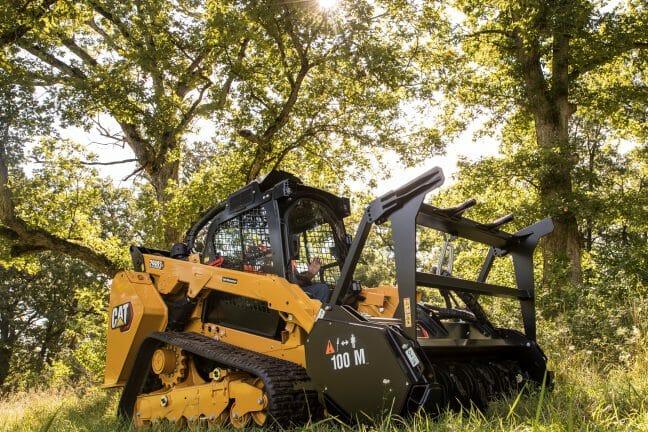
[318,0,338,10]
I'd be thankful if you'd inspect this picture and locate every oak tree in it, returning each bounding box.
[422,0,647,285]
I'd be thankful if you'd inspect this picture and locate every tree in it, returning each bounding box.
[435,109,647,320]
[0,0,59,46]
[0,255,107,389]
[0,64,127,276]
[0,70,133,275]
[422,0,647,285]
[1,0,440,267]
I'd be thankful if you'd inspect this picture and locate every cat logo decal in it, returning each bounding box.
[111,302,133,332]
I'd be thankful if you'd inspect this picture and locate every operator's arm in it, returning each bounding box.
[295,257,321,286]
[304,257,321,279]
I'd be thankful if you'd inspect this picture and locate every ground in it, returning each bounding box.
[1,345,646,432]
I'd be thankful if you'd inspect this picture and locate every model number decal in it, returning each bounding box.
[222,276,238,284]
[111,302,133,332]
[149,259,164,270]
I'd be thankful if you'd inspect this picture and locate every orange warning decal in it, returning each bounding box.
[325,340,335,355]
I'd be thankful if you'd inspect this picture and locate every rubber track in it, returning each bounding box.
[119,331,320,427]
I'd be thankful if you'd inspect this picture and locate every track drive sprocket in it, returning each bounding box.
[153,345,187,388]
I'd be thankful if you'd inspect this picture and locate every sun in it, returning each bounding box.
[318,0,338,10]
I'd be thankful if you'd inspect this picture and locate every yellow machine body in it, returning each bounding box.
[104,253,396,388]
[103,249,398,426]
[356,285,399,317]
[104,271,168,387]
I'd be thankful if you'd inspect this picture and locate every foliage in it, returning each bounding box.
[12,140,134,268]
[1,324,647,431]
[0,254,107,391]
[422,115,647,348]
[416,0,648,285]
[1,0,442,251]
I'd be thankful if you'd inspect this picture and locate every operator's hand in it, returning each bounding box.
[307,257,321,279]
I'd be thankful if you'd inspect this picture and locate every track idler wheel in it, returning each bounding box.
[226,376,268,428]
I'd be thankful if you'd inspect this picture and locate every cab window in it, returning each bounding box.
[210,207,271,273]
[286,199,343,285]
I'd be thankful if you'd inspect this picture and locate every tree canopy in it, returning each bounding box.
[0,0,645,391]
[1,0,440,271]
[418,0,647,285]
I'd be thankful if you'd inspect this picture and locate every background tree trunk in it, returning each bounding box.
[150,160,182,245]
[0,318,15,387]
[516,26,583,288]
[535,119,582,286]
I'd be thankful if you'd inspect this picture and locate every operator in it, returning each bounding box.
[256,246,330,302]
[294,257,330,303]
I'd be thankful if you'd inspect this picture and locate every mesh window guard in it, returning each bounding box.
[288,200,341,285]
[211,207,271,273]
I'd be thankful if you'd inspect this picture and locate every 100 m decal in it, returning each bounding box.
[326,333,367,371]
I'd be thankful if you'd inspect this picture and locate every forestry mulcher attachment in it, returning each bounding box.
[104,167,553,428]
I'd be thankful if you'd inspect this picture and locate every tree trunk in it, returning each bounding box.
[534,118,582,287]
[150,159,182,246]
[0,318,14,387]
[0,346,11,387]
[517,27,582,289]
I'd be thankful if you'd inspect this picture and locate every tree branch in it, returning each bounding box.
[17,41,87,79]
[122,163,146,181]
[260,61,311,143]
[465,29,514,39]
[0,133,120,276]
[80,158,138,166]
[174,82,211,135]
[175,45,214,98]
[0,226,19,241]
[267,17,295,86]
[86,0,144,50]
[0,0,58,46]
[569,38,648,81]
[60,36,98,67]
[283,8,307,62]
[213,38,248,110]
[10,244,48,255]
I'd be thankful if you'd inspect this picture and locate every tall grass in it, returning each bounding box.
[0,387,126,432]
[1,343,646,432]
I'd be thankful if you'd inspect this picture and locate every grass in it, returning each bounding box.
[1,347,646,432]
[0,387,126,432]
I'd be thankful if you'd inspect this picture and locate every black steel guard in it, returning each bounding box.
[329,168,445,307]
[330,166,553,341]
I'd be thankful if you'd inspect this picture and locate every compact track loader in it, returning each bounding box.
[104,167,553,428]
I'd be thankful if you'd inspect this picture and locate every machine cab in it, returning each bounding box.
[195,171,351,288]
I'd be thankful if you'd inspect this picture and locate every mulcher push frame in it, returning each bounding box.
[329,167,553,342]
